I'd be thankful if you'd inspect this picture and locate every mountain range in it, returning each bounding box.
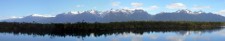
[2,9,225,23]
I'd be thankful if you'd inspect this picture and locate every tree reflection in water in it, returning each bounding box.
[0,26,223,38]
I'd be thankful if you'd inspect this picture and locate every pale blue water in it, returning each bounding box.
[0,27,225,41]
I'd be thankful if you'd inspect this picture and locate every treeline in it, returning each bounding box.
[0,21,224,37]
[0,21,224,31]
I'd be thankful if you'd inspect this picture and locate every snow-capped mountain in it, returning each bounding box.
[53,10,102,23]
[102,9,151,22]
[153,9,225,22]
[2,9,225,23]
[3,14,52,23]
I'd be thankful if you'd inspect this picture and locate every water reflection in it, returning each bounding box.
[0,27,224,41]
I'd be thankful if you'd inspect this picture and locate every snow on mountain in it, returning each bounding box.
[2,9,225,23]
[153,9,225,22]
[175,9,193,14]
[53,10,102,23]
[3,14,52,23]
[101,9,151,22]
[102,9,134,22]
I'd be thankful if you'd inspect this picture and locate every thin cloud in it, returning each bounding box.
[216,29,225,36]
[149,5,159,10]
[192,5,211,10]
[111,38,119,41]
[131,2,143,8]
[121,7,144,10]
[192,36,210,40]
[166,3,186,9]
[75,5,84,8]
[149,34,159,40]
[131,34,143,41]
[166,36,185,41]
[216,10,225,16]
[112,2,121,7]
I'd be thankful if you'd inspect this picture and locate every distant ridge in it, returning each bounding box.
[2,9,225,23]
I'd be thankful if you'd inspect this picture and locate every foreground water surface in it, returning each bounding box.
[0,26,225,41]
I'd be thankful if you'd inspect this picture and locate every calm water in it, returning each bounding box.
[0,27,225,41]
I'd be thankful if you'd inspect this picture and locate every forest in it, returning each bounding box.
[0,21,224,37]
[0,21,224,31]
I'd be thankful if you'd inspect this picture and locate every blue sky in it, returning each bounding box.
[0,0,225,20]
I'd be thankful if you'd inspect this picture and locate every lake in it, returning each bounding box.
[0,26,225,41]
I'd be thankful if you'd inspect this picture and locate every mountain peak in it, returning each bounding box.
[28,14,47,17]
[30,14,43,17]
[133,9,145,13]
[103,9,133,14]
[175,9,192,13]
[173,9,209,15]
[3,9,225,23]
[27,14,53,18]
[67,11,80,14]
[193,10,206,14]
[84,10,99,14]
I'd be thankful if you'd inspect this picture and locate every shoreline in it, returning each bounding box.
[0,21,224,31]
